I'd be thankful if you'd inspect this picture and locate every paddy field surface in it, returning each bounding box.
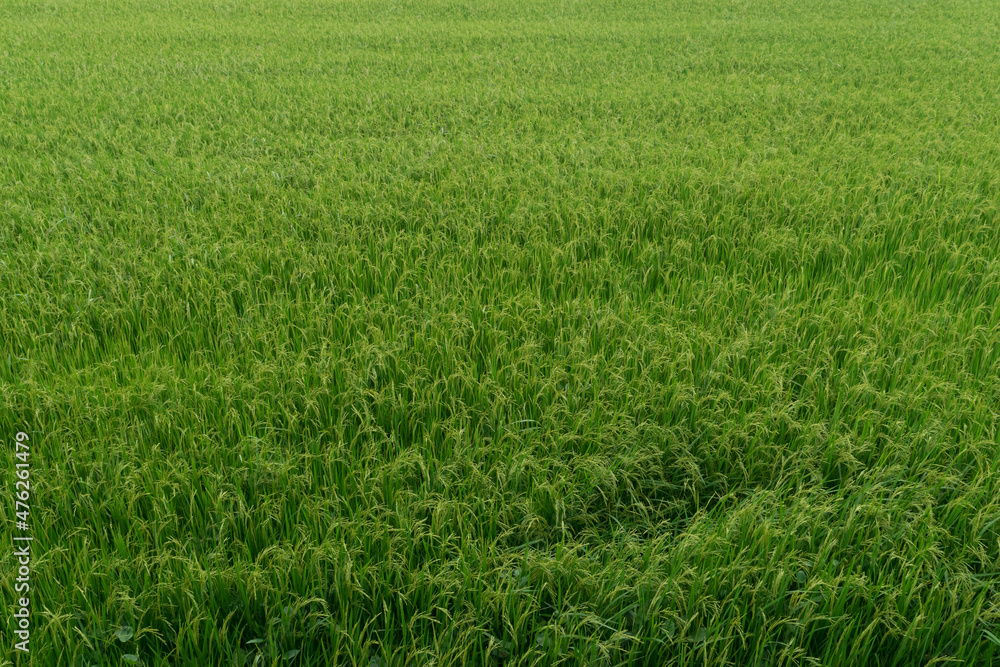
[2,0,1000,665]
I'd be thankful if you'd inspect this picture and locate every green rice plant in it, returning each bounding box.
[2,0,1000,664]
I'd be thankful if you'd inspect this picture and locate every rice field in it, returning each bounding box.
[3,0,1000,665]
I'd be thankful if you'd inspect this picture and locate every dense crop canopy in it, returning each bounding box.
[2,0,1000,665]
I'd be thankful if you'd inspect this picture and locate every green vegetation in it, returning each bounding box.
[3,0,1000,664]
